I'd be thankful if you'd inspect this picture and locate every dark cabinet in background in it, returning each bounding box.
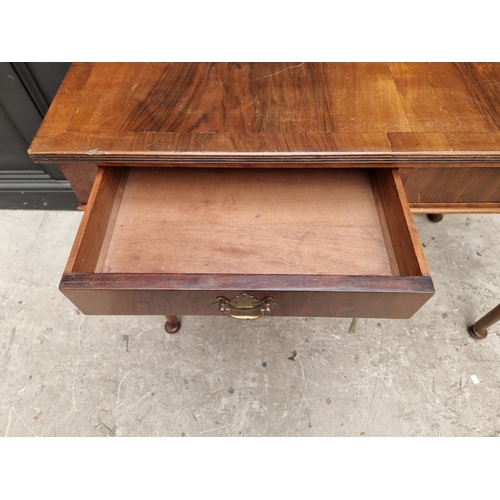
[0,62,77,209]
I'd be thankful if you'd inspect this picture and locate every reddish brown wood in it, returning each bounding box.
[60,168,433,318]
[454,63,500,130]
[402,168,500,204]
[165,315,180,334]
[65,168,124,273]
[101,168,394,277]
[469,302,500,339]
[60,275,434,319]
[32,63,94,140]
[410,203,500,214]
[29,64,500,211]
[388,133,453,153]
[63,166,429,277]
[29,63,500,167]
[25,62,500,334]
[388,63,500,133]
[58,162,99,204]
[60,272,434,293]
[23,62,500,333]
[372,169,430,277]
[64,168,430,274]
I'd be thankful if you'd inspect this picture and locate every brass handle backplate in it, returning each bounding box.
[211,293,278,320]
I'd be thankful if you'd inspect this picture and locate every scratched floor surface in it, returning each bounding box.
[1,210,500,437]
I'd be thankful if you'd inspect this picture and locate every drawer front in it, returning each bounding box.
[60,167,434,319]
[61,276,433,319]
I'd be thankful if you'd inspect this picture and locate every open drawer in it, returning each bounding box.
[60,167,434,319]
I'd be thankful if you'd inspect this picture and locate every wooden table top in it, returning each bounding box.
[29,62,500,165]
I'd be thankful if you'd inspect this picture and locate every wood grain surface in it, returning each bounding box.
[409,203,500,214]
[60,166,434,318]
[58,162,98,204]
[402,167,500,203]
[60,275,434,319]
[372,169,429,277]
[29,63,500,165]
[67,167,123,273]
[100,168,394,276]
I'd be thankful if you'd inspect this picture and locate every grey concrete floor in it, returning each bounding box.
[1,210,500,437]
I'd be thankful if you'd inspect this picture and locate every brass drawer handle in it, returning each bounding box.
[211,293,279,320]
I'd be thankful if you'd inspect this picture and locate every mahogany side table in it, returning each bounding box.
[29,63,500,335]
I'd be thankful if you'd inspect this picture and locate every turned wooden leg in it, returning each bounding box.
[468,302,500,340]
[427,214,444,223]
[165,315,180,334]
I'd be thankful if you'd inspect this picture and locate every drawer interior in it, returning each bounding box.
[66,167,428,279]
